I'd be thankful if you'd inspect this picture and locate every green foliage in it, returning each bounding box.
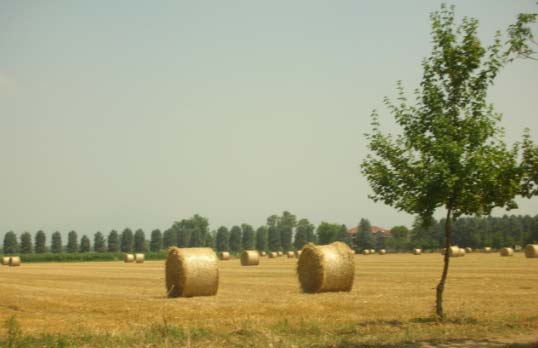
[267,214,281,251]
[255,226,268,251]
[51,231,62,253]
[66,231,78,253]
[316,222,342,245]
[134,229,146,252]
[20,232,32,254]
[79,235,91,253]
[411,217,442,250]
[335,224,353,247]
[3,231,18,254]
[294,218,314,250]
[215,226,229,252]
[4,315,21,348]
[34,230,47,254]
[278,211,296,252]
[204,231,215,249]
[241,224,255,250]
[171,214,209,248]
[162,229,176,249]
[387,226,409,251]
[120,228,134,252]
[506,13,538,61]
[150,229,162,252]
[107,230,119,252]
[355,218,373,250]
[93,232,106,252]
[229,225,242,253]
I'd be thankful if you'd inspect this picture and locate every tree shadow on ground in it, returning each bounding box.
[330,338,538,348]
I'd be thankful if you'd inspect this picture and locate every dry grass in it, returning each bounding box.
[0,253,537,347]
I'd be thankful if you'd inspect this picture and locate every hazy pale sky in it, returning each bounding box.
[1,1,537,238]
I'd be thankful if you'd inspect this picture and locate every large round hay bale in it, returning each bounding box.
[135,253,145,263]
[524,244,538,258]
[9,256,21,266]
[465,247,472,253]
[287,251,295,258]
[219,251,230,260]
[294,250,302,257]
[240,250,260,266]
[362,249,370,255]
[379,249,386,255]
[500,247,514,257]
[277,251,283,256]
[413,248,422,255]
[165,247,218,297]
[297,242,355,293]
[1,256,10,265]
[459,248,466,257]
[260,251,267,257]
[484,247,492,253]
[448,246,460,257]
[124,254,134,263]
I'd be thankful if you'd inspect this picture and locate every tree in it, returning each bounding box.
[66,230,78,253]
[205,231,215,249]
[316,222,341,245]
[79,235,91,253]
[229,225,242,253]
[506,13,538,61]
[335,224,353,247]
[34,230,47,254]
[255,226,268,252]
[120,228,134,252]
[294,218,314,250]
[216,226,230,252]
[162,229,176,249]
[94,232,106,252]
[150,229,162,252]
[267,214,281,251]
[19,232,32,254]
[134,229,146,252]
[51,231,62,253]
[278,211,296,252]
[241,224,255,250]
[107,230,119,252]
[388,226,409,251]
[355,218,373,250]
[3,231,17,254]
[361,5,538,319]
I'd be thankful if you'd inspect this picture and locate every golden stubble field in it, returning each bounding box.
[1,253,537,347]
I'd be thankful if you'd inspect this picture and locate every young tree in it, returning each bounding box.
[255,226,268,252]
[355,218,373,250]
[229,225,242,253]
[294,218,314,250]
[150,229,163,252]
[162,229,176,249]
[51,231,63,253]
[93,231,106,252]
[34,230,47,254]
[3,231,18,254]
[204,230,216,249]
[267,214,281,251]
[134,229,146,252]
[66,230,78,253]
[216,226,230,252]
[241,224,255,250]
[120,228,134,252]
[79,235,91,253]
[278,211,296,252]
[361,5,538,319]
[107,230,119,252]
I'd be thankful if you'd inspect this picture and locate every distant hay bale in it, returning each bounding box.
[448,246,461,257]
[277,251,283,256]
[240,250,260,266]
[124,254,135,263]
[9,256,21,267]
[297,242,355,293]
[440,248,447,255]
[370,249,375,254]
[413,248,422,255]
[465,247,472,253]
[459,248,466,257]
[484,247,492,253]
[524,244,538,258]
[294,250,302,257]
[260,251,267,257]
[379,249,386,255]
[135,253,145,263]
[362,249,370,255]
[500,247,514,257]
[165,247,218,298]
[268,252,278,258]
[219,251,230,260]
[287,251,295,258]
[1,256,10,265]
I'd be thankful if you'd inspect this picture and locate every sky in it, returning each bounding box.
[1,1,537,238]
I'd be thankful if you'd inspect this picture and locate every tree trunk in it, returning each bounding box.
[436,208,452,320]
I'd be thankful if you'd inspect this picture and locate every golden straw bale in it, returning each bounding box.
[268,252,277,258]
[379,249,386,255]
[448,246,461,257]
[9,256,21,266]
[124,254,134,263]
[219,251,230,260]
[484,247,492,253]
[294,250,302,257]
[277,251,283,256]
[440,248,447,255]
[370,249,375,254]
[135,253,145,263]
[362,249,370,255]
[500,247,514,256]
[287,251,295,258]
[165,247,218,298]
[240,250,260,266]
[414,248,422,255]
[524,244,538,258]
[465,247,472,253]
[297,242,355,293]
[260,251,267,257]
[1,256,10,265]
[459,248,466,257]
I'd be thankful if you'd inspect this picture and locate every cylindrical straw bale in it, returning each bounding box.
[524,244,538,258]
[9,256,21,266]
[448,246,460,257]
[465,247,472,253]
[1,256,10,265]
[240,250,260,266]
[287,251,295,258]
[414,248,422,255]
[268,251,278,258]
[294,250,302,257]
[500,247,514,256]
[277,251,283,256]
[297,242,355,293]
[379,249,386,255]
[362,249,370,255]
[124,254,134,263]
[165,247,218,297]
[260,251,267,257]
[135,253,145,263]
[440,248,447,255]
[370,249,375,254]
[459,248,466,256]
[219,251,230,260]
[484,247,492,253]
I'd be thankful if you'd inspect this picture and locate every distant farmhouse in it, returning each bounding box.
[347,225,391,238]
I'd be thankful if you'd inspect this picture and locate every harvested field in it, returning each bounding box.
[0,253,537,347]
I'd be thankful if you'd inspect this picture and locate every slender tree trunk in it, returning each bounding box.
[436,208,452,320]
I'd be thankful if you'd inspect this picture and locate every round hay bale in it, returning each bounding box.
[370,249,375,254]
[260,251,267,257]
[413,248,422,255]
[277,251,283,256]
[297,242,355,293]
[1,256,10,265]
[500,247,514,257]
[524,244,538,258]
[165,247,218,297]
[459,248,466,257]
[268,251,278,258]
[362,249,370,255]
[219,251,230,260]
[240,250,260,266]
[287,251,295,258]
[124,254,135,263]
[135,253,145,263]
[9,256,21,267]
[294,250,302,257]
[465,247,472,253]
[448,246,460,257]
[484,247,492,253]
[379,249,386,255]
